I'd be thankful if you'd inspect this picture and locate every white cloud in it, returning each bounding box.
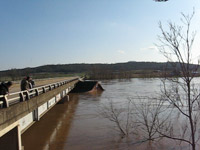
[140,46,158,51]
[118,50,126,54]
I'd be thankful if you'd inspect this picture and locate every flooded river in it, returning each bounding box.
[22,78,200,150]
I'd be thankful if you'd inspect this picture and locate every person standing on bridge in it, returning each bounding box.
[28,77,35,89]
[0,81,13,95]
[20,76,31,91]
[0,81,13,108]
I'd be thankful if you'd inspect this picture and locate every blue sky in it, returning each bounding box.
[0,0,199,70]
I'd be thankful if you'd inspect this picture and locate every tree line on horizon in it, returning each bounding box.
[0,61,198,81]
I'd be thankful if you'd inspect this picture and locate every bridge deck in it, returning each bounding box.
[0,77,80,108]
[10,77,76,93]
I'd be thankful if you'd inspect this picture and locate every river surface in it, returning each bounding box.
[22,78,200,150]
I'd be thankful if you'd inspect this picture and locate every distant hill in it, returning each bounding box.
[0,61,198,81]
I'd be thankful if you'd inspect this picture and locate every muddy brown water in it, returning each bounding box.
[21,78,200,150]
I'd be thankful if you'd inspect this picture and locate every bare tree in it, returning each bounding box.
[98,99,135,138]
[98,11,200,150]
[132,97,168,141]
[156,11,200,150]
[98,97,170,144]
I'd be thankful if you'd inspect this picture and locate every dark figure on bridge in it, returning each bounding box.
[21,76,31,91]
[0,81,13,95]
[0,81,13,108]
[28,78,35,89]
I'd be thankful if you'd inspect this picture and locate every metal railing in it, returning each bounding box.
[0,77,79,108]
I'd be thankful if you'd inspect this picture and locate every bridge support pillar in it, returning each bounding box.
[0,121,22,150]
[66,95,69,101]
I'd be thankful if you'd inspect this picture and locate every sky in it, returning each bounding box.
[0,0,200,70]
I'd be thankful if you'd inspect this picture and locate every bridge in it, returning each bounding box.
[0,77,80,150]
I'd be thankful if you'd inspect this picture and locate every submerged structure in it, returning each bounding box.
[70,80,104,93]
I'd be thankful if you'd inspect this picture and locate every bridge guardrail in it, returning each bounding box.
[0,77,79,108]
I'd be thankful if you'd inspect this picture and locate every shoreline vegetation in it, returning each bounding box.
[87,71,200,80]
[87,70,175,80]
[0,61,199,81]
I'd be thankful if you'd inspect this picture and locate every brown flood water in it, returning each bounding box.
[22,78,198,150]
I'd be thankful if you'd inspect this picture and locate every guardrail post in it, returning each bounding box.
[42,87,46,93]
[0,96,9,108]
[35,89,39,96]
[24,91,30,100]
[19,92,25,102]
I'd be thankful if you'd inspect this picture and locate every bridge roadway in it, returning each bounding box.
[0,77,80,150]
